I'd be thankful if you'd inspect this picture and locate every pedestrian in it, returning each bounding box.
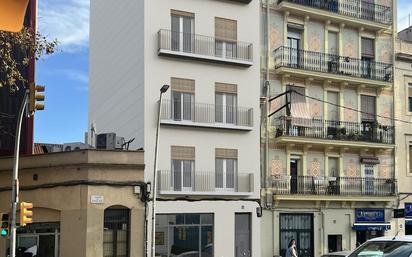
[286,239,298,257]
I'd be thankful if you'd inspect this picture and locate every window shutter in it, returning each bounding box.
[408,84,412,97]
[215,83,237,94]
[171,77,195,93]
[361,38,375,57]
[215,17,237,42]
[215,148,238,159]
[171,9,194,18]
[328,32,338,55]
[171,146,195,160]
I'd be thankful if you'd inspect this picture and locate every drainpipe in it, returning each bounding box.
[265,0,270,191]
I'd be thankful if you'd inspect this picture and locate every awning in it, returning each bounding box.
[405,219,412,225]
[289,87,312,127]
[352,223,391,231]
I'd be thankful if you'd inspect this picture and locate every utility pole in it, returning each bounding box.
[150,84,169,257]
[9,89,28,257]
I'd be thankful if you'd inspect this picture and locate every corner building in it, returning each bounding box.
[260,1,397,257]
[89,1,261,257]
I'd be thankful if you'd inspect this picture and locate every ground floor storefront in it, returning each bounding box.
[154,200,261,257]
[261,204,397,257]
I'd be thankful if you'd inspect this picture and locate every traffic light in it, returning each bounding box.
[29,83,45,113]
[20,202,33,227]
[0,0,30,32]
[1,213,9,237]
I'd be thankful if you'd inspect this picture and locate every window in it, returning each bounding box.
[171,10,194,52]
[171,78,195,121]
[361,38,375,79]
[328,157,339,177]
[155,214,214,257]
[361,95,376,122]
[171,146,195,191]
[409,144,412,173]
[364,164,375,195]
[328,31,339,73]
[215,148,238,191]
[287,25,302,68]
[327,91,339,121]
[360,0,375,21]
[408,84,412,112]
[103,208,130,257]
[215,17,237,58]
[215,83,237,124]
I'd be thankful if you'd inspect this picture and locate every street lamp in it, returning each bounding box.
[151,84,169,257]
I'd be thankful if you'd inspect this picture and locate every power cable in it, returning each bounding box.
[286,89,412,125]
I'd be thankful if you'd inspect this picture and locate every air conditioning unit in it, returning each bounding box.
[63,142,90,152]
[96,133,125,150]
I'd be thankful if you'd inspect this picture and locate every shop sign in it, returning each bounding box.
[355,209,385,223]
[405,203,412,217]
[360,157,380,165]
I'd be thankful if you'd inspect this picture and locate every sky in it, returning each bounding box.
[34,0,412,144]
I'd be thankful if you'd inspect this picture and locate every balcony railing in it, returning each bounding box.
[272,175,396,197]
[274,46,393,83]
[277,0,392,25]
[158,170,254,195]
[273,116,394,144]
[158,29,253,66]
[160,99,254,129]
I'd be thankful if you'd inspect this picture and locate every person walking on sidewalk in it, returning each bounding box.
[286,239,298,257]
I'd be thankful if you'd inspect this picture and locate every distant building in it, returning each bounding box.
[0,149,146,257]
[0,0,36,156]
[394,29,412,236]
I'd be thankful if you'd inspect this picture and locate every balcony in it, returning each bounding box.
[272,175,396,197]
[274,46,393,87]
[157,29,253,66]
[272,116,395,148]
[160,99,254,131]
[276,0,392,30]
[158,170,254,196]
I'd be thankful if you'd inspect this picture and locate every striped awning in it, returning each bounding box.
[289,87,312,127]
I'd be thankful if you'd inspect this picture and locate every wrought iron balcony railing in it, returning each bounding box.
[273,116,394,144]
[274,46,393,83]
[160,99,254,129]
[277,0,392,25]
[158,170,254,195]
[157,29,253,66]
[272,175,396,197]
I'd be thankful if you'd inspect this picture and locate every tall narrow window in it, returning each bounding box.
[328,157,339,177]
[364,164,375,195]
[408,84,412,112]
[171,10,194,52]
[215,83,237,124]
[328,31,339,73]
[103,208,130,257]
[171,146,195,191]
[171,78,195,121]
[327,91,339,121]
[409,144,412,173]
[361,0,375,21]
[215,17,237,58]
[287,25,302,68]
[215,148,238,191]
[361,38,375,79]
[361,95,376,122]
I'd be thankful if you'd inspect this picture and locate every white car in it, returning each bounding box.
[348,236,412,257]
[321,250,352,257]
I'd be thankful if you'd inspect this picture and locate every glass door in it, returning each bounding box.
[171,15,194,52]
[280,214,314,257]
[216,158,237,191]
[235,214,251,257]
[172,160,194,191]
[215,93,237,125]
[287,29,301,68]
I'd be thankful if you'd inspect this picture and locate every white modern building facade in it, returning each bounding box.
[89,1,261,257]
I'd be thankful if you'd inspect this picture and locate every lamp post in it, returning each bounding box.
[151,84,169,257]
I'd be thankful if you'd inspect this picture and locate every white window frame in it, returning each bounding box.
[215,92,237,124]
[172,15,194,52]
[172,159,194,191]
[216,158,237,192]
[172,91,194,121]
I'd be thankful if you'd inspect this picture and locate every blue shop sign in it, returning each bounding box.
[405,203,412,218]
[355,209,385,223]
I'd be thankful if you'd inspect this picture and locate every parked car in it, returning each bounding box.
[348,236,412,257]
[321,250,351,257]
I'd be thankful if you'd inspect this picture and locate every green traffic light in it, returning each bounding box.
[1,228,7,237]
